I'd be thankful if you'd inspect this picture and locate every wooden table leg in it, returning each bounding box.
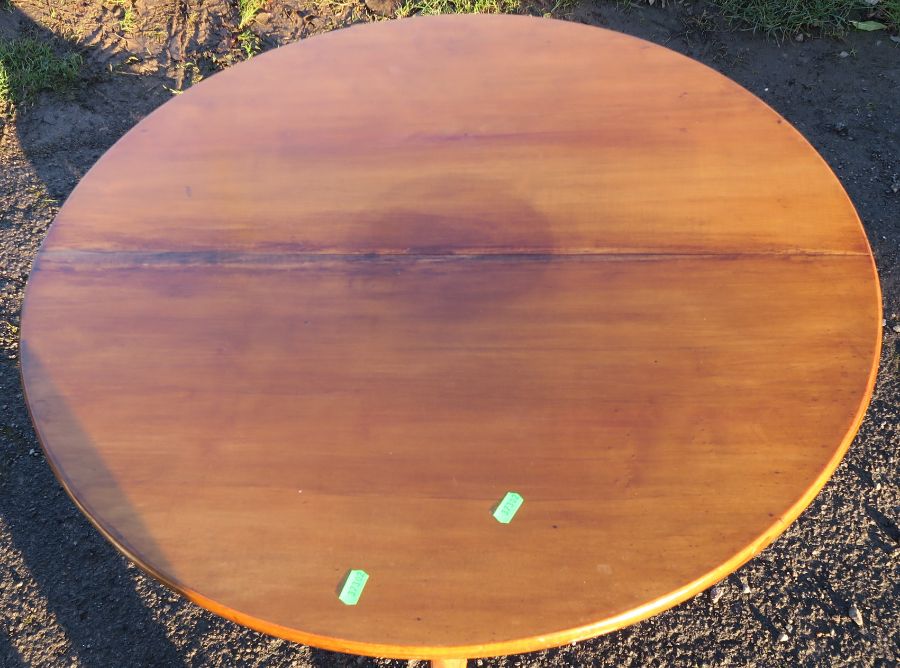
[430,660,467,668]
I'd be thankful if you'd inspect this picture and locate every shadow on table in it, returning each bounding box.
[0,417,189,666]
[1,345,188,665]
[0,6,405,666]
[0,7,192,665]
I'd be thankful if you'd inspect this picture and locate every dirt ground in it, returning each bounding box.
[0,1,898,666]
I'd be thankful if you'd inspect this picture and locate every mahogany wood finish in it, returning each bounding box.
[432,660,468,668]
[20,15,880,663]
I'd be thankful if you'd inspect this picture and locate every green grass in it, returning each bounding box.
[877,0,900,28]
[396,0,518,17]
[0,37,81,108]
[709,0,900,36]
[238,0,267,28]
[237,28,261,57]
[115,0,137,34]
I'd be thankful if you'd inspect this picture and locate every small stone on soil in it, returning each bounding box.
[710,584,725,603]
[740,578,751,594]
[832,122,850,137]
[849,604,864,628]
[364,0,399,16]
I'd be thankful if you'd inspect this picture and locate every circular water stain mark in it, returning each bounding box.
[338,174,557,323]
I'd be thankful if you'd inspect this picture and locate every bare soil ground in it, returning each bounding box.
[0,1,898,666]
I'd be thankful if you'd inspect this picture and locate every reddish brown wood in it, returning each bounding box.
[432,660,467,668]
[20,14,880,661]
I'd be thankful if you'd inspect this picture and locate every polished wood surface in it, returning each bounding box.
[20,15,880,661]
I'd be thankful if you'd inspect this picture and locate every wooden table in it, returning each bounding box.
[20,15,881,667]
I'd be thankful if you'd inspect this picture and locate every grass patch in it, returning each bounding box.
[114,0,137,34]
[876,0,900,28]
[709,0,900,36]
[396,0,518,17]
[549,0,579,12]
[238,29,262,58]
[238,0,267,28]
[0,37,81,109]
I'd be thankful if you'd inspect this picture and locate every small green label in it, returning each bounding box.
[338,569,369,606]
[492,491,524,524]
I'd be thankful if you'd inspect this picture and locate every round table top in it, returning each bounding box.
[21,14,881,660]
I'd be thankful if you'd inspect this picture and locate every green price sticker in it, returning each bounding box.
[492,491,524,524]
[338,569,369,606]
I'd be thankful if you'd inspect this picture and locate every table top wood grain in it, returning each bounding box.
[19,14,881,661]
